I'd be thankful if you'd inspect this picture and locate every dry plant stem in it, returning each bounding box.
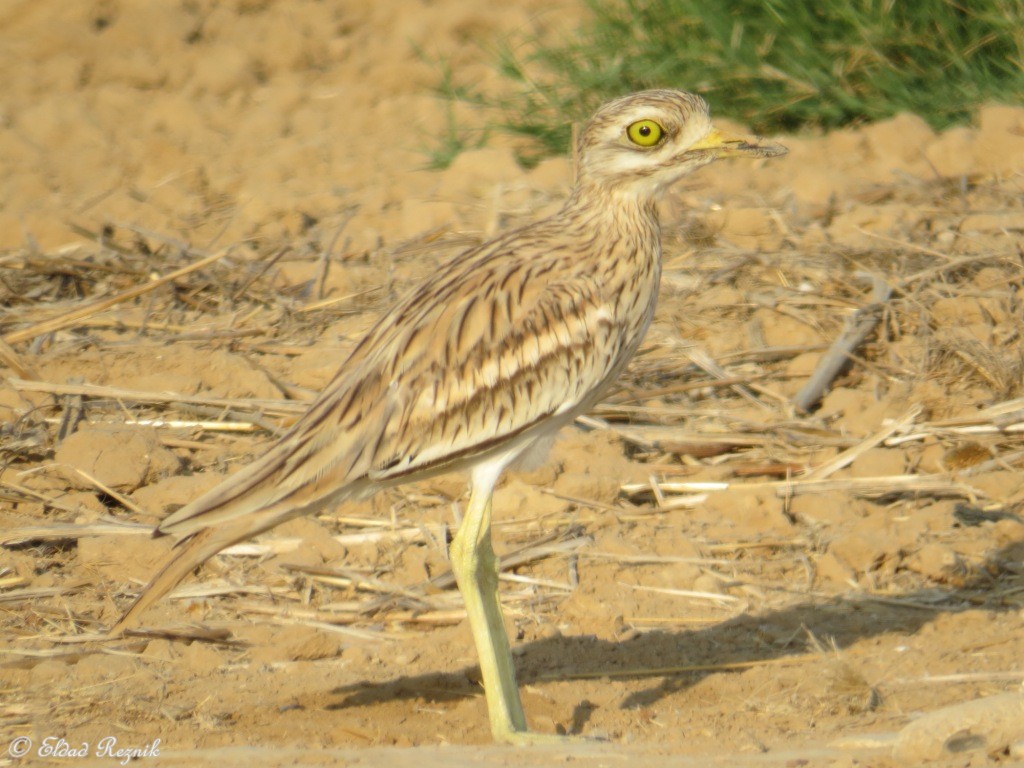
[0,585,88,605]
[0,337,40,379]
[893,672,1024,685]
[2,249,227,346]
[803,406,920,480]
[861,227,1021,288]
[0,479,100,517]
[624,473,981,501]
[537,652,830,681]
[884,398,1024,446]
[0,519,151,547]
[611,425,771,455]
[684,345,777,409]
[45,417,261,433]
[793,275,893,413]
[8,378,304,417]
[238,601,462,630]
[69,467,150,517]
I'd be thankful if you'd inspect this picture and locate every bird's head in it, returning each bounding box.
[574,89,787,200]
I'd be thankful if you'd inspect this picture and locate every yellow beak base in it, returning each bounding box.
[688,127,788,159]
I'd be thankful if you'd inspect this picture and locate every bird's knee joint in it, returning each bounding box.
[451,540,499,583]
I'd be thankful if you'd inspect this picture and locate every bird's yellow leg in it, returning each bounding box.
[451,468,586,745]
[450,484,531,742]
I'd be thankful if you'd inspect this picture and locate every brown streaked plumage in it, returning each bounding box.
[111,90,786,743]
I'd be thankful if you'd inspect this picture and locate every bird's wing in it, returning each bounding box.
[163,247,625,537]
[365,261,627,483]
[112,231,633,634]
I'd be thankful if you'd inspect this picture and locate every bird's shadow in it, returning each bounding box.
[324,539,1022,730]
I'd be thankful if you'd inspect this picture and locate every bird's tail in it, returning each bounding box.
[108,506,298,637]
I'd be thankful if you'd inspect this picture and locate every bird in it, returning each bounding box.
[110,89,786,744]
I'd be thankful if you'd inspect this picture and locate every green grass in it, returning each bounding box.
[419,53,491,169]
[439,0,1024,165]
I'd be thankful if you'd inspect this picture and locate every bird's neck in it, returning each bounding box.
[559,180,664,299]
[562,181,662,235]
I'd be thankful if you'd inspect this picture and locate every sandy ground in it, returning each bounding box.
[3,2,1024,767]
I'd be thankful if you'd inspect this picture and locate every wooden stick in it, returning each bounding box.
[793,274,893,413]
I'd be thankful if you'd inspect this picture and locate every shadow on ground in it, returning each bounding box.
[326,540,1022,729]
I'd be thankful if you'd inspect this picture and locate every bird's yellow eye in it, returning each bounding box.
[626,119,664,147]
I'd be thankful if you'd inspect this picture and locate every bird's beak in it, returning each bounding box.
[687,128,788,160]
